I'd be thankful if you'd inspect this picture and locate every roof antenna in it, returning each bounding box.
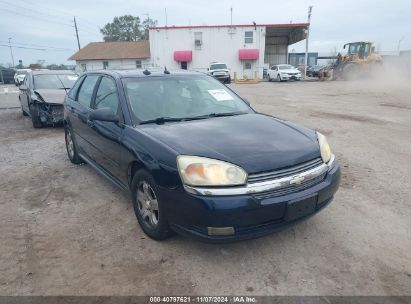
[143,69,151,75]
[164,66,170,74]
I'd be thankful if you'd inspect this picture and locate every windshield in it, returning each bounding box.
[122,75,252,123]
[33,74,78,89]
[279,65,294,70]
[210,64,227,70]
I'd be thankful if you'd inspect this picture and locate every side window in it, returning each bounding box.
[68,75,85,99]
[93,76,119,114]
[77,75,99,108]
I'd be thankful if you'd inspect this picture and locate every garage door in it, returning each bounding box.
[264,36,288,65]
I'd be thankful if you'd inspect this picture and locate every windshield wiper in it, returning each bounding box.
[189,111,248,119]
[139,112,248,125]
[140,117,185,125]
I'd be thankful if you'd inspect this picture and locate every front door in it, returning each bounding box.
[181,62,187,70]
[88,76,128,185]
[243,60,253,79]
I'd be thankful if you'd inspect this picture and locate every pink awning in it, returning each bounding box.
[174,50,192,62]
[238,49,259,60]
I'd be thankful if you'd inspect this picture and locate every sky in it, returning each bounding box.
[1,0,410,66]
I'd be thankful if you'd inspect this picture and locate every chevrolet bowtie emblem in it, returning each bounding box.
[290,175,305,185]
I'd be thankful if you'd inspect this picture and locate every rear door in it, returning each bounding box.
[87,76,128,184]
[66,74,100,158]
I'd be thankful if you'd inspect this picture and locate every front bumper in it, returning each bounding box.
[281,74,301,81]
[160,159,341,243]
[36,103,64,124]
[213,74,230,82]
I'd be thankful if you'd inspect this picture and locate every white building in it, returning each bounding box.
[69,41,151,71]
[149,23,308,80]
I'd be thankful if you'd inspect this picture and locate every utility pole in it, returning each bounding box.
[165,8,168,27]
[8,37,15,67]
[74,17,81,50]
[230,7,233,26]
[304,6,313,79]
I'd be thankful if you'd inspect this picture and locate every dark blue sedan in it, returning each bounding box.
[64,69,340,242]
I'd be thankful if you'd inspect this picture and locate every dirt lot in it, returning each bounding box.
[0,80,410,296]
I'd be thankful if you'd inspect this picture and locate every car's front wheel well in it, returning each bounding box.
[128,161,146,188]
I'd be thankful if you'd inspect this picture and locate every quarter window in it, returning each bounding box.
[94,76,119,114]
[244,31,253,44]
[68,75,85,99]
[77,75,99,108]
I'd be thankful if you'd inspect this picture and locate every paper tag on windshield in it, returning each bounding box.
[208,89,234,101]
[68,76,78,81]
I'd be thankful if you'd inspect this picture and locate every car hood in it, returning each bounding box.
[34,89,67,104]
[138,113,321,174]
[280,69,301,74]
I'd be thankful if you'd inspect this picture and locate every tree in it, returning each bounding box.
[100,15,142,42]
[141,17,158,40]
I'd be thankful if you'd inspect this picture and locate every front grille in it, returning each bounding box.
[253,172,327,199]
[247,158,324,184]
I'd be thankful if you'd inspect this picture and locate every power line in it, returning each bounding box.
[0,7,74,28]
[0,44,46,51]
[0,40,75,51]
[0,0,74,26]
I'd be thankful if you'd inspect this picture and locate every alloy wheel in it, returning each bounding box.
[136,181,159,229]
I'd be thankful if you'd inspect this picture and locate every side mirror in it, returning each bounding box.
[19,84,27,90]
[88,108,119,123]
[18,80,24,86]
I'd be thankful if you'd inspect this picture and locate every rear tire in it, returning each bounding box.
[29,104,42,128]
[65,126,83,164]
[131,169,174,240]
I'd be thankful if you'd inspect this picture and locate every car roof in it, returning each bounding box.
[83,69,205,78]
[30,70,76,75]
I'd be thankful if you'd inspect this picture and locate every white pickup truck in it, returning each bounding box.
[207,62,231,84]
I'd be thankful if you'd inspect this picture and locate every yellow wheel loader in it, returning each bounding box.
[333,41,383,80]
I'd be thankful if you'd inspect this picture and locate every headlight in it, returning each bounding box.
[177,156,247,186]
[317,132,332,163]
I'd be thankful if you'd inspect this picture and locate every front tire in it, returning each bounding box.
[131,170,173,240]
[277,74,282,82]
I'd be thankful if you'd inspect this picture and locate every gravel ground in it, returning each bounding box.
[0,80,410,296]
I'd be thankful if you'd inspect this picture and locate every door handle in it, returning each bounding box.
[87,120,95,128]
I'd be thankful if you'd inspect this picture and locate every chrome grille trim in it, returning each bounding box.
[248,158,324,184]
[184,155,334,196]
